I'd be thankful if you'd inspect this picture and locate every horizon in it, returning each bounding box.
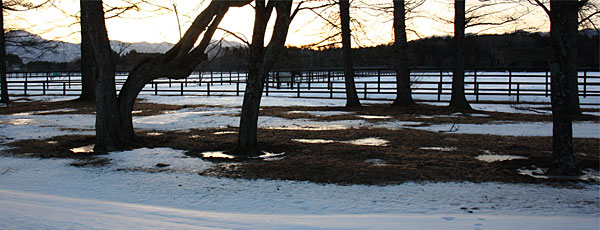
[4,0,557,48]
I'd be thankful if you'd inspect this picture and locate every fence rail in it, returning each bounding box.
[5,68,600,105]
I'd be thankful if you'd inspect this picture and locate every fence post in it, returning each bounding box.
[583,70,587,98]
[516,83,520,104]
[308,73,311,90]
[24,77,27,95]
[42,82,46,95]
[236,81,240,96]
[181,82,184,96]
[377,69,381,93]
[545,71,549,97]
[210,71,214,86]
[364,82,367,99]
[328,71,333,99]
[265,76,269,96]
[154,82,158,95]
[508,70,512,96]
[63,82,66,95]
[297,82,300,98]
[220,71,223,85]
[437,82,442,102]
[474,70,478,102]
[229,70,232,84]
[169,79,172,87]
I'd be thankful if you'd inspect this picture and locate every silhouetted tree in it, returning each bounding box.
[233,0,294,155]
[392,0,415,106]
[450,0,471,110]
[1,1,7,104]
[339,0,361,107]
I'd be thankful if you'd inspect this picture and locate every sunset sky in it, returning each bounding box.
[6,0,549,47]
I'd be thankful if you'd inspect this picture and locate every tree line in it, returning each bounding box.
[1,0,598,177]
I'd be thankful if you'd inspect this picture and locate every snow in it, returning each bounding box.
[476,155,529,163]
[0,95,599,229]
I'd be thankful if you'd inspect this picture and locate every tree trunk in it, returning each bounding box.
[548,0,579,175]
[0,2,9,104]
[77,35,96,103]
[116,1,233,144]
[234,0,293,155]
[449,0,471,110]
[567,2,581,116]
[0,1,10,103]
[80,0,121,152]
[339,0,361,108]
[392,0,414,106]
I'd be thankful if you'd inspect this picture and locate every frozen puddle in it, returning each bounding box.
[287,111,353,117]
[70,144,95,154]
[292,137,389,146]
[420,147,457,152]
[518,166,600,182]
[476,155,528,163]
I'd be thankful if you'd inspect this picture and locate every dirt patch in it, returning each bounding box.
[0,99,212,116]
[5,128,598,185]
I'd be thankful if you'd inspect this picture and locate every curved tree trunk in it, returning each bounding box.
[549,0,578,175]
[449,0,471,110]
[80,0,121,152]
[392,0,414,106]
[339,0,361,108]
[0,2,9,104]
[116,2,233,144]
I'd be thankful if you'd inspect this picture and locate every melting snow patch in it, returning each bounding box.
[476,155,528,163]
[287,111,354,117]
[342,138,389,147]
[518,166,600,182]
[201,151,236,159]
[110,148,212,173]
[292,139,336,144]
[356,115,392,119]
[420,147,457,152]
[147,132,163,136]
[267,124,350,131]
[213,131,237,135]
[12,109,78,116]
[70,144,95,154]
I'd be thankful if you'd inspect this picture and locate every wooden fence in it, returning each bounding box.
[5,68,600,105]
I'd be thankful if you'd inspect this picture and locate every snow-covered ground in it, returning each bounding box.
[0,95,599,229]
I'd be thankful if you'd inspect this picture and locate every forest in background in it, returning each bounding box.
[6,30,599,72]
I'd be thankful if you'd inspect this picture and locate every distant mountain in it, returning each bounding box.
[5,30,244,64]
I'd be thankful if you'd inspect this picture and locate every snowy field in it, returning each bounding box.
[0,95,599,229]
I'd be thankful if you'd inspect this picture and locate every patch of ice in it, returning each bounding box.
[287,111,354,117]
[356,115,392,119]
[213,131,237,135]
[70,144,95,154]
[147,132,163,136]
[420,147,457,152]
[47,141,58,144]
[292,139,336,144]
[476,155,528,163]
[0,119,38,125]
[341,137,389,147]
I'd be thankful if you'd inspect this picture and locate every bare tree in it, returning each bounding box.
[232,0,295,155]
[339,0,361,107]
[83,0,250,151]
[531,0,594,175]
[450,0,471,110]
[1,0,53,104]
